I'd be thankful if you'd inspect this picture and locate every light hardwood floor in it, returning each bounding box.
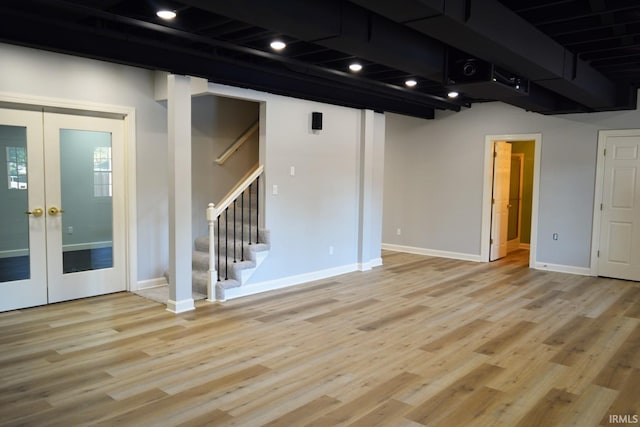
[1,250,639,426]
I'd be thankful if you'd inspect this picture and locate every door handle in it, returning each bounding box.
[48,206,65,216]
[25,208,44,217]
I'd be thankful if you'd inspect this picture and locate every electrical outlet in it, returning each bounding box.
[290,166,295,176]
[396,228,401,236]
[272,184,278,195]
[553,233,558,240]
[329,246,334,255]
[67,226,73,234]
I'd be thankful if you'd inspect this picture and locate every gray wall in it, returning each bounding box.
[383,100,640,269]
[1,42,385,287]
[0,42,168,280]
[191,95,259,240]
[248,97,363,282]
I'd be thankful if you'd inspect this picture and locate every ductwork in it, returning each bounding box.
[349,0,632,111]
[180,0,446,83]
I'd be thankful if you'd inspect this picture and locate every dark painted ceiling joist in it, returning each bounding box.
[0,6,439,119]
[180,0,446,83]
[350,0,626,110]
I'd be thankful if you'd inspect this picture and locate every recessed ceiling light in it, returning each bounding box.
[270,40,286,51]
[448,91,460,98]
[349,62,363,72]
[405,79,417,87]
[156,10,176,20]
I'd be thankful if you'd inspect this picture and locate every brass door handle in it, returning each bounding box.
[25,208,44,217]
[48,206,65,216]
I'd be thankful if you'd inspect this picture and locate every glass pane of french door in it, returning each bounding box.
[0,124,30,282]
[0,108,47,312]
[59,129,113,273]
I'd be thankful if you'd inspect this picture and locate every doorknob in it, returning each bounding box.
[25,208,44,217]
[48,206,65,216]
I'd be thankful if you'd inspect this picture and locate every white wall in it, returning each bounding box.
[384,99,640,270]
[0,42,167,281]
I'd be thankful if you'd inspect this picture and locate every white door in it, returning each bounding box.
[0,109,126,311]
[490,141,512,261]
[0,109,48,311]
[598,132,640,281]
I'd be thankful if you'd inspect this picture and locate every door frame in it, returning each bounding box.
[0,92,137,292]
[481,133,541,267]
[590,129,639,277]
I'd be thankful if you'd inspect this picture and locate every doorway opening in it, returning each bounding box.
[481,134,541,267]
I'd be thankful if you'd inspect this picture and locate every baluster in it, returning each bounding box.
[225,207,229,280]
[217,211,220,278]
[233,200,237,263]
[256,176,260,244]
[241,189,245,261]
[248,182,253,246]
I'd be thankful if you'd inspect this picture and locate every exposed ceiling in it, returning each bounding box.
[1,0,639,119]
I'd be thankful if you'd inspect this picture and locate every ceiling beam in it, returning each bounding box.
[179,0,446,82]
[349,0,628,110]
[0,6,441,119]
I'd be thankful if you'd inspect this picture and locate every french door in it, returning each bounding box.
[0,108,125,312]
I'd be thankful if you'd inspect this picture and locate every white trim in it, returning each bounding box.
[0,249,29,258]
[166,298,195,313]
[62,241,112,251]
[381,243,483,262]
[534,262,592,276]
[591,130,610,277]
[137,277,168,290]
[358,257,383,271]
[482,134,541,267]
[222,263,358,301]
[0,92,137,293]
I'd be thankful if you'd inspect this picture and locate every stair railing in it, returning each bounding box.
[207,164,264,300]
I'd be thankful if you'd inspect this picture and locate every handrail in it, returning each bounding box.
[215,121,259,165]
[215,163,263,217]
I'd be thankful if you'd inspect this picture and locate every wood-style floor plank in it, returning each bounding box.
[1,249,639,426]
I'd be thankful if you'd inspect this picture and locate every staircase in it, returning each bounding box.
[194,165,269,301]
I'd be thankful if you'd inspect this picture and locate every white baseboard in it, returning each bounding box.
[381,243,483,263]
[533,262,592,276]
[223,263,358,301]
[136,277,168,291]
[0,248,29,258]
[358,257,383,271]
[166,298,195,314]
[63,241,112,252]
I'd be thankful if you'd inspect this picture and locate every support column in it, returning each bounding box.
[357,110,385,271]
[167,74,195,313]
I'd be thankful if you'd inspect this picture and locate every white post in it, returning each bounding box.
[206,202,218,302]
[166,74,195,314]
